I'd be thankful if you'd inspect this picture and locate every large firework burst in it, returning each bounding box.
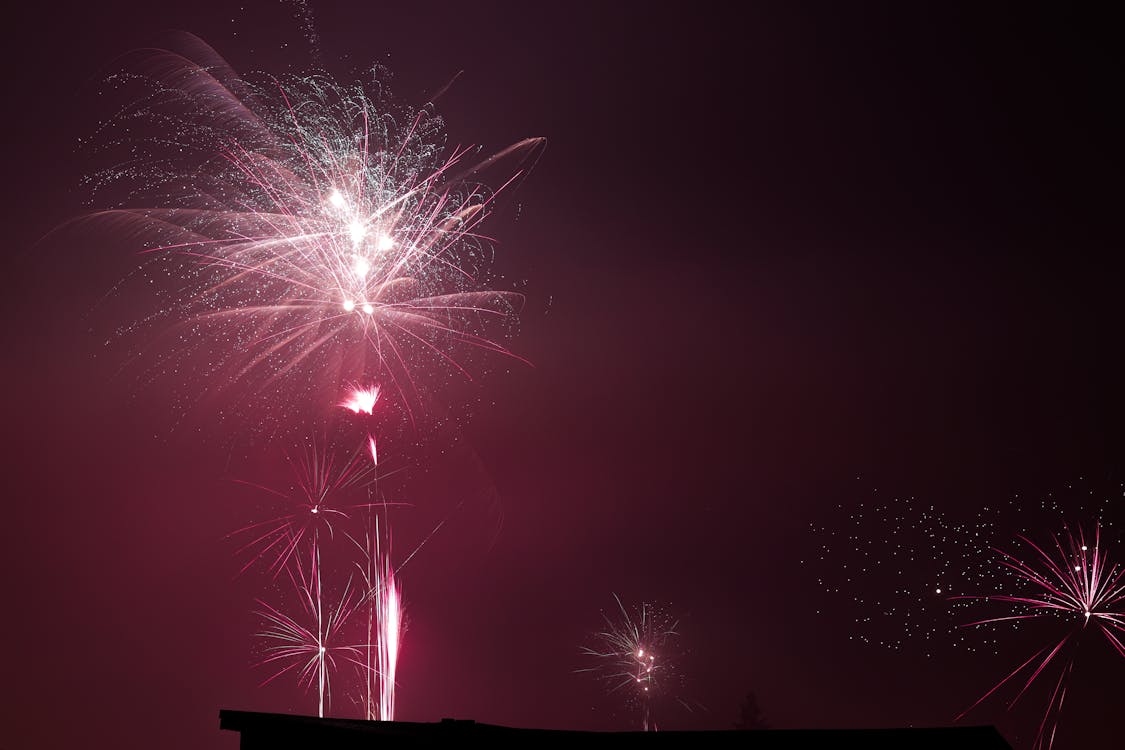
[88,33,542,425]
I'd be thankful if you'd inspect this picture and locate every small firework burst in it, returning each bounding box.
[227,436,380,577]
[579,594,681,731]
[254,544,366,718]
[87,33,542,429]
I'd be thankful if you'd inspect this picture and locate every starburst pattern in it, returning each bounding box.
[579,594,681,731]
[228,437,379,577]
[954,526,1125,750]
[88,33,542,426]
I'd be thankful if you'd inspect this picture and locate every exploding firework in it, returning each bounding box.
[254,543,366,718]
[88,33,543,427]
[808,479,1122,653]
[340,384,381,415]
[82,26,541,723]
[228,436,385,577]
[953,526,1125,750]
[578,594,681,731]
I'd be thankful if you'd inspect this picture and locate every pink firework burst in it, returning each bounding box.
[953,525,1125,750]
[90,34,542,422]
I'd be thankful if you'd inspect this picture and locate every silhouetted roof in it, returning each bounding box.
[219,709,1013,749]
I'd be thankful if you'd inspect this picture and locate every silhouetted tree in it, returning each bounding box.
[734,690,769,730]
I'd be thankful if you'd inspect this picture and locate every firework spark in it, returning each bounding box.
[340,384,380,415]
[367,433,379,467]
[90,34,542,423]
[578,594,681,731]
[349,516,403,721]
[953,526,1125,750]
[254,544,366,718]
[228,437,381,577]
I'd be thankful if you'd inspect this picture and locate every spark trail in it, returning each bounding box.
[349,516,403,721]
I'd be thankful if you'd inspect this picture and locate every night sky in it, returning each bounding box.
[5,2,1124,748]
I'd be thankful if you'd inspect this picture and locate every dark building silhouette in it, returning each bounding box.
[220,710,1013,749]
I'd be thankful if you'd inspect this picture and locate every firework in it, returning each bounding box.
[254,543,366,718]
[90,34,543,423]
[953,526,1125,750]
[340,384,381,415]
[85,29,541,723]
[367,433,379,466]
[348,516,403,721]
[375,561,401,721]
[228,436,382,577]
[808,480,1121,654]
[578,594,681,731]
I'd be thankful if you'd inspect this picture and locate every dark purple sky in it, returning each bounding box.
[4,2,1124,748]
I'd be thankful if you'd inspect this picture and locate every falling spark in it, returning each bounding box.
[86,35,543,421]
[254,544,365,718]
[578,594,681,731]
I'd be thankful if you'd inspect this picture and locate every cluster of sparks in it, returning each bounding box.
[90,33,542,425]
[254,544,363,718]
[578,594,681,731]
[347,518,403,722]
[340,384,381,415]
[88,24,1125,746]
